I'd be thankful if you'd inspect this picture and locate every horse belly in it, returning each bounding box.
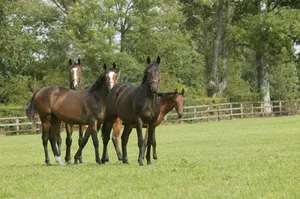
[141,111,158,124]
[52,94,87,124]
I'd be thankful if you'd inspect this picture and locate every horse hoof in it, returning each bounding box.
[101,158,106,164]
[66,160,71,165]
[138,159,143,166]
[79,157,84,164]
[147,161,152,165]
[55,156,65,166]
[153,155,157,160]
[96,159,102,164]
[122,158,129,164]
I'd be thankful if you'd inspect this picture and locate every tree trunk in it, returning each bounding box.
[256,52,271,113]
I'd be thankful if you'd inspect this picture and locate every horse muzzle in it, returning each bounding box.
[150,80,159,93]
[178,113,183,119]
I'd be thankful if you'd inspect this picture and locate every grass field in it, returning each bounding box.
[0,116,300,199]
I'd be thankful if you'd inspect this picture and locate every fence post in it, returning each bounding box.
[288,100,291,115]
[251,103,254,118]
[294,100,297,115]
[16,118,19,136]
[207,106,210,122]
[240,103,244,119]
[218,105,221,121]
[230,103,233,120]
[261,102,263,118]
[33,117,37,133]
[279,101,282,116]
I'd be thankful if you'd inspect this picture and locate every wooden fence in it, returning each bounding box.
[1,100,300,135]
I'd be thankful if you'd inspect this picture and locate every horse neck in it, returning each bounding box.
[86,76,108,102]
[140,80,158,102]
[156,95,174,124]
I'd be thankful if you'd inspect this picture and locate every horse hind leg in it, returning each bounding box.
[121,126,133,164]
[111,120,123,161]
[100,120,115,164]
[49,115,64,166]
[41,120,51,166]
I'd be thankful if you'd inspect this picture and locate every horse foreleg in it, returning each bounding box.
[65,123,73,164]
[152,128,157,160]
[74,125,92,164]
[78,124,85,163]
[142,126,149,159]
[136,121,144,166]
[146,125,155,165]
[57,132,62,156]
[121,126,132,164]
[101,121,114,164]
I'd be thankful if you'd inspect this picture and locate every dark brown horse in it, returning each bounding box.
[105,89,185,162]
[64,58,86,164]
[101,56,161,166]
[26,63,117,165]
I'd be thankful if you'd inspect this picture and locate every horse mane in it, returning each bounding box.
[157,92,176,97]
[85,68,116,93]
[85,74,106,93]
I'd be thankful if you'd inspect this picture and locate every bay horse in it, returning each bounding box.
[65,58,86,164]
[26,62,117,165]
[101,56,161,166]
[105,89,185,162]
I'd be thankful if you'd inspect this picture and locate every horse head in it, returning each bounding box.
[174,88,185,118]
[103,62,117,90]
[144,56,161,94]
[69,58,82,90]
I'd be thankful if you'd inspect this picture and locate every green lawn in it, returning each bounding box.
[0,116,300,199]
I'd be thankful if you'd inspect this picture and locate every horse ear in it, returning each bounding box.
[157,56,161,64]
[113,62,116,70]
[147,56,151,64]
[103,63,107,70]
[181,89,185,96]
[69,59,72,66]
[77,58,81,65]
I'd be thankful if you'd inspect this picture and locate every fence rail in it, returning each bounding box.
[1,100,300,135]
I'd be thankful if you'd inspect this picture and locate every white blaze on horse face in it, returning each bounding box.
[71,67,79,87]
[108,71,116,89]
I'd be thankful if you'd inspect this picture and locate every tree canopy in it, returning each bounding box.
[0,0,300,105]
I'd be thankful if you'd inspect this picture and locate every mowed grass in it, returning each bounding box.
[1,116,300,199]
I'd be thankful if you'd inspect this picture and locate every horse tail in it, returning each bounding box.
[25,92,38,121]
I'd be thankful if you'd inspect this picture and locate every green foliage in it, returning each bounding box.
[1,0,300,104]
[0,75,32,105]
[225,74,260,102]
[270,62,299,100]
[0,105,24,117]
